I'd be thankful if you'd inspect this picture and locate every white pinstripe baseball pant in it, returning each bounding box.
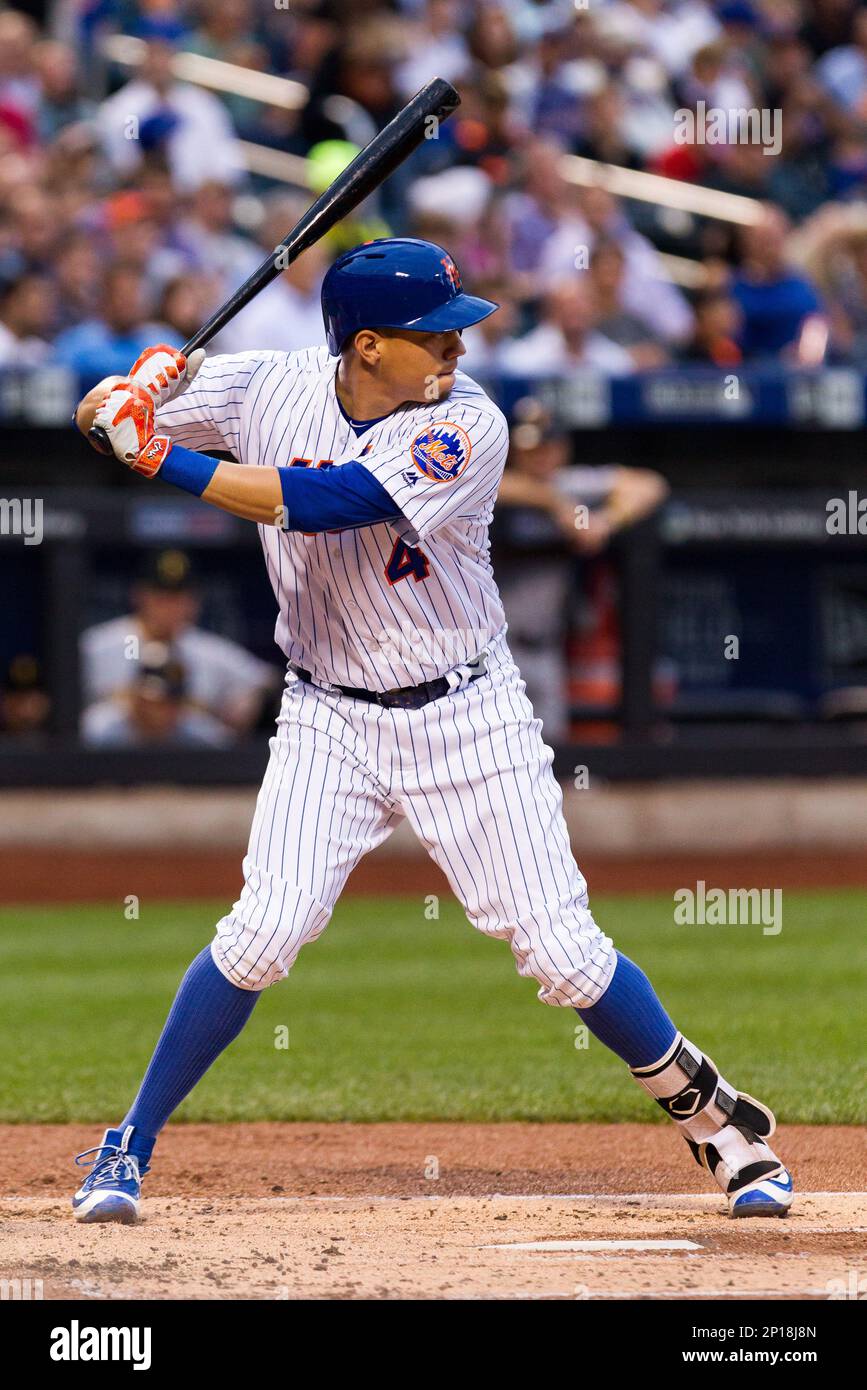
[212,628,615,1007]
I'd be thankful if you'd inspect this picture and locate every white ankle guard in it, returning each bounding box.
[630,1034,741,1142]
[696,1124,783,1194]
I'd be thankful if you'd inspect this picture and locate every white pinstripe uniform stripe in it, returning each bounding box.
[155,348,615,1005]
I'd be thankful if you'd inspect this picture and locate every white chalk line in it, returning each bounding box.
[485,1238,704,1252]
[471,1289,838,1301]
[486,1191,867,1204]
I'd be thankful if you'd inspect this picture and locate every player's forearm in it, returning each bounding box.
[199,459,284,524]
[600,468,669,533]
[497,470,579,542]
[497,471,561,511]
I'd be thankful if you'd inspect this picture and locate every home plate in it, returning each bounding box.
[485,1239,703,1252]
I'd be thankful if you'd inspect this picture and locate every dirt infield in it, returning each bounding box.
[3,848,867,903]
[1,1124,864,1300]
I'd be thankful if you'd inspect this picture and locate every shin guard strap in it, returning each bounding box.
[631,1035,739,1142]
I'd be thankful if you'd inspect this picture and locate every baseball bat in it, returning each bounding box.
[88,77,461,454]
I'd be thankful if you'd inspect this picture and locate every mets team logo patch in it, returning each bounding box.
[409,422,472,483]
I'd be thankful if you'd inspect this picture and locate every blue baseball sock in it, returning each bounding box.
[576,952,677,1068]
[120,946,259,1159]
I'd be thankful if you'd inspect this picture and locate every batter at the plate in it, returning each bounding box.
[71,238,793,1224]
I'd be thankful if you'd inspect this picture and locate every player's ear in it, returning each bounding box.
[352,329,384,366]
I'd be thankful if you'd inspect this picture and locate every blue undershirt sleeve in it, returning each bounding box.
[276,459,405,532]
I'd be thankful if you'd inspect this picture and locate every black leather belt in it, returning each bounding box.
[289,657,486,710]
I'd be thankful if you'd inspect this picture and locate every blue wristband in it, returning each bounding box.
[158,444,220,497]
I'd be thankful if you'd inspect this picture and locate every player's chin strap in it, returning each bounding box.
[630,1034,771,1143]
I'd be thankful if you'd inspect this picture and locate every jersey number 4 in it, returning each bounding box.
[292,457,429,586]
[385,537,430,585]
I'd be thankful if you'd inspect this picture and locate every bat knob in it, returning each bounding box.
[88,425,114,456]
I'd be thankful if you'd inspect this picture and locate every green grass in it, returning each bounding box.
[0,891,864,1124]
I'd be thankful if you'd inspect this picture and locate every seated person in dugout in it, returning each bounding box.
[81,547,278,739]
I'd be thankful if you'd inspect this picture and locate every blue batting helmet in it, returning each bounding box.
[321,238,498,356]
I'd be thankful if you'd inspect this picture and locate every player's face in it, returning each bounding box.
[375,327,466,402]
[134,586,200,641]
[514,436,568,479]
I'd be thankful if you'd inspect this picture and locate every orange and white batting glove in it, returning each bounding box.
[128,344,205,408]
[91,380,173,477]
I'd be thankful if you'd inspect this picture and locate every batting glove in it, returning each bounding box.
[128,344,205,408]
[91,380,173,477]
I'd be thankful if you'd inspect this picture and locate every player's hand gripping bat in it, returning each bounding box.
[87,77,461,455]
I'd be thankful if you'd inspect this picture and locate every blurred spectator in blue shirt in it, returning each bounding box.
[7,186,58,275]
[53,263,177,389]
[524,24,588,147]
[0,271,53,366]
[587,238,670,370]
[50,232,102,335]
[731,204,823,358]
[175,179,260,299]
[33,40,96,143]
[503,136,588,288]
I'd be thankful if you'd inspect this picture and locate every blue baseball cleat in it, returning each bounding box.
[729,1167,794,1218]
[72,1126,149,1224]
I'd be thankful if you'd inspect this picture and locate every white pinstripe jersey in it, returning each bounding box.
[156,346,510,691]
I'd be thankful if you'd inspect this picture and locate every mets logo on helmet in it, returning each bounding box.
[409,422,472,483]
[440,256,461,289]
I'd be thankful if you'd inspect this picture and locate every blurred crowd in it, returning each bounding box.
[6,0,867,377]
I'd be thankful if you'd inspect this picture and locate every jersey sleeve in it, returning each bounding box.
[356,403,509,543]
[154,352,278,460]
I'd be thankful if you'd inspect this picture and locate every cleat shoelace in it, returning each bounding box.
[74,1145,140,1189]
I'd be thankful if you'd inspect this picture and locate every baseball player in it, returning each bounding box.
[71,238,793,1223]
